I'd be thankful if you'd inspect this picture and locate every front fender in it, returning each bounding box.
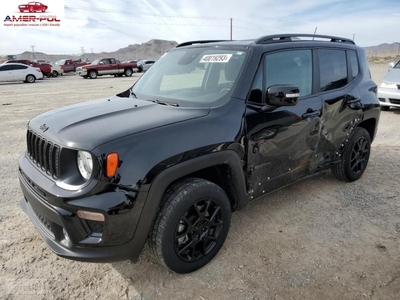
[128,150,249,261]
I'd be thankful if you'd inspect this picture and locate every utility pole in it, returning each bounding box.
[30,45,35,59]
[80,47,85,55]
[230,18,232,40]
[353,34,355,42]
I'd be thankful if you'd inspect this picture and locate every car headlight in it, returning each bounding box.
[77,151,93,180]
[380,82,397,89]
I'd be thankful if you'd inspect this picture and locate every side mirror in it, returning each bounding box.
[388,62,395,69]
[267,85,299,106]
[99,61,104,65]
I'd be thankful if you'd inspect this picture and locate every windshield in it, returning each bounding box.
[394,61,400,69]
[131,48,247,107]
[91,59,99,65]
[56,59,65,65]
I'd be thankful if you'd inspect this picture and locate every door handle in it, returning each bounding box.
[345,95,362,109]
[302,110,320,119]
[346,98,361,104]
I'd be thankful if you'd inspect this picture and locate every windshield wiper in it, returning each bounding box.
[129,88,137,98]
[152,99,179,107]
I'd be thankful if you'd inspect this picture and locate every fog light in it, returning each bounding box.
[77,210,105,222]
[63,228,70,241]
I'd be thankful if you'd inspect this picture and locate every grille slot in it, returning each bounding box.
[26,130,60,179]
[33,208,52,233]
[389,98,400,105]
[86,220,104,234]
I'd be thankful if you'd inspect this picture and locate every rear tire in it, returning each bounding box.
[150,178,231,274]
[331,127,371,182]
[25,75,36,83]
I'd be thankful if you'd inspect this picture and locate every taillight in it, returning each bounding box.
[35,68,42,72]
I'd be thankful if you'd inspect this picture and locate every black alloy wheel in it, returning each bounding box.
[332,127,371,182]
[150,178,231,273]
[174,199,223,263]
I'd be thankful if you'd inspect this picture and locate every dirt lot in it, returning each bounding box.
[0,65,399,300]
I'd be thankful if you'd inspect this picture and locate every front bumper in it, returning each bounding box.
[18,153,146,263]
[378,87,400,107]
[77,70,88,76]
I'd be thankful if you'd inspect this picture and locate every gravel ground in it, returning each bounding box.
[0,65,399,300]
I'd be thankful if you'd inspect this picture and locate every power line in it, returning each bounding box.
[65,17,227,27]
[65,6,228,20]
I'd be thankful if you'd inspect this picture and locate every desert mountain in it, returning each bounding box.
[15,39,178,62]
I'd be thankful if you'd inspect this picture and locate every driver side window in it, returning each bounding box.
[265,50,312,97]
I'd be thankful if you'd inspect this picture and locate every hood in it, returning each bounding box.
[382,68,400,83]
[28,96,210,150]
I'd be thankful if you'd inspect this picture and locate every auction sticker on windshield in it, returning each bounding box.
[199,54,232,63]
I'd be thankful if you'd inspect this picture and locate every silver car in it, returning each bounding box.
[378,60,400,111]
[137,60,155,72]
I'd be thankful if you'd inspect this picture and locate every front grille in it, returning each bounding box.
[389,98,400,105]
[26,130,60,179]
[86,220,104,234]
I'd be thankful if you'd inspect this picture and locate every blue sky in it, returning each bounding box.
[1,0,400,55]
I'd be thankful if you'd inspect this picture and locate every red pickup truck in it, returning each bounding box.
[56,59,89,73]
[5,59,52,77]
[76,58,138,79]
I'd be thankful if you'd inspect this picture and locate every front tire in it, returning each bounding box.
[124,68,133,77]
[150,178,231,274]
[89,70,97,79]
[52,70,59,77]
[137,66,143,73]
[331,127,371,182]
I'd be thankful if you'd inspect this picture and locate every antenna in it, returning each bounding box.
[313,27,318,40]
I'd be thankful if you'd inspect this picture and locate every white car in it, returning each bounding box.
[50,62,64,77]
[0,63,43,83]
[378,60,400,111]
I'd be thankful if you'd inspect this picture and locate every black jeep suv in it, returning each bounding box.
[18,34,380,273]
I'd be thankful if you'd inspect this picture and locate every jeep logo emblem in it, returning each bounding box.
[39,124,49,132]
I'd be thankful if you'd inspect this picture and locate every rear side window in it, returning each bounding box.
[319,50,347,92]
[10,65,28,70]
[348,51,359,79]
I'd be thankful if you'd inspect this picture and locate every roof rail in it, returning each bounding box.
[176,40,230,48]
[254,34,355,45]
